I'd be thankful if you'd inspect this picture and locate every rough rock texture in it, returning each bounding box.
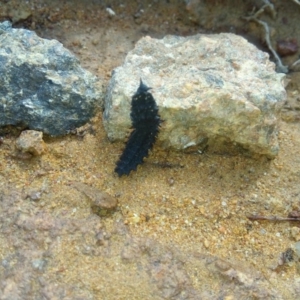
[0,21,103,136]
[103,34,286,158]
[15,130,46,156]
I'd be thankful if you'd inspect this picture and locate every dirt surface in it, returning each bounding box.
[1,1,300,299]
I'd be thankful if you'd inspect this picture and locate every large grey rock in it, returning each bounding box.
[0,21,102,136]
[103,34,286,158]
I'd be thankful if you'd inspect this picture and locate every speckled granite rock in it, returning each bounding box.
[0,21,102,136]
[103,34,286,158]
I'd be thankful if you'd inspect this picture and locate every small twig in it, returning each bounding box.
[245,0,276,20]
[243,1,289,73]
[284,0,300,70]
[247,215,300,221]
[291,0,300,5]
[290,58,300,69]
[257,19,288,73]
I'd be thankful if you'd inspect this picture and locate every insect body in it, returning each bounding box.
[115,79,161,176]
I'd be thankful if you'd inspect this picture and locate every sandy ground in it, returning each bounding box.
[1,1,300,299]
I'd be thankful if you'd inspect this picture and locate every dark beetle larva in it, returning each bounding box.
[115,79,161,176]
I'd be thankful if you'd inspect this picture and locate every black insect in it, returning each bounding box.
[115,79,161,176]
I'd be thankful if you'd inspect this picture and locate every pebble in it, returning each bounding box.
[106,7,116,17]
[276,38,298,56]
[16,130,46,156]
[26,189,42,201]
[168,177,175,186]
[71,182,118,216]
[218,226,226,234]
[31,259,47,271]
[203,239,210,248]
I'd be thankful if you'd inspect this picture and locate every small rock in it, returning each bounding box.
[26,189,43,201]
[71,182,118,216]
[106,7,116,17]
[16,130,46,156]
[203,239,210,248]
[31,259,47,271]
[167,177,175,186]
[95,231,110,246]
[277,38,298,57]
[9,6,32,23]
[283,248,294,263]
